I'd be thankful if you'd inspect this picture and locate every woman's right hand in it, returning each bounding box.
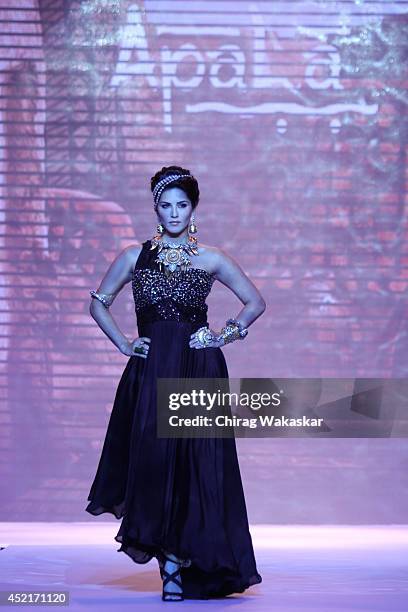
[120,336,151,358]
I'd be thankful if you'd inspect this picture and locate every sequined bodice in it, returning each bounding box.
[132,240,215,327]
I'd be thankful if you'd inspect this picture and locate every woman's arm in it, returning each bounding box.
[89,244,140,353]
[212,247,266,329]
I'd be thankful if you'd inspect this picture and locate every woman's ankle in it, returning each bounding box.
[163,550,182,564]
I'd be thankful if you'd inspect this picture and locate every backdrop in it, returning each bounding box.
[1,1,407,522]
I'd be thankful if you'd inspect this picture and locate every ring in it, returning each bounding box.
[195,326,214,347]
[133,345,145,354]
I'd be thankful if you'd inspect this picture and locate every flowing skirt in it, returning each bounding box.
[86,320,262,599]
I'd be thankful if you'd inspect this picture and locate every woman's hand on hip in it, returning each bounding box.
[189,327,225,349]
[120,336,151,358]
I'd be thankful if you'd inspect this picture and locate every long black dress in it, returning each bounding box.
[86,239,262,599]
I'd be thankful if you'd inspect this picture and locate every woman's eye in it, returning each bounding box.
[160,202,188,209]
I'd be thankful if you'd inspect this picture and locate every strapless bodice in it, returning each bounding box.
[132,240,215,327]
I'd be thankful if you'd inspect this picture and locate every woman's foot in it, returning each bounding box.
[161,551,184,602]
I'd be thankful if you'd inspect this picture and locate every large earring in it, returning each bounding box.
[188,212,198,249]
[150,220,165,247]
[188,213,197,235]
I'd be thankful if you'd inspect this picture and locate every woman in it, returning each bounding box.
[86,166,266,601]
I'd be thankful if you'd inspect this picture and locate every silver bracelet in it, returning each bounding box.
[90,290,115,309]
[226,318,248,339]
[216,319,249,345]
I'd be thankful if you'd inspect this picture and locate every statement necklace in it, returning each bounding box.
[150,236,199,274]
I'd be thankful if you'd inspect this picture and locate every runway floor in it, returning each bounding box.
[0,524,407,611]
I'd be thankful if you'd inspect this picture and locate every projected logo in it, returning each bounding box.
[107,1,406,132]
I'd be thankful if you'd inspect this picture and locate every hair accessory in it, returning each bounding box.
[153,173,193,206]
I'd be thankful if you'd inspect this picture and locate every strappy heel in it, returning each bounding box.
[160,552,184,602]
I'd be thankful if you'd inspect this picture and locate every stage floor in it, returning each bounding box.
[0,524,407,611]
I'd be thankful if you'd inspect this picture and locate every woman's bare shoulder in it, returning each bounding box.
[196,243,227,275]
[198,243,229,263]
[125,242,144,268]
[113,242,144,278]
[127,242,143,256]
[198,243,221,256]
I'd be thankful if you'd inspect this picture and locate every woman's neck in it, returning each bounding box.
[160,231,189,245]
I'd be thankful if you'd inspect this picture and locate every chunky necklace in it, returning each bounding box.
[150,236,199,274]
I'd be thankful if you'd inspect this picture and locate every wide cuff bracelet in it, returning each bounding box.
[225,318,248,339]
[219,319,249,344]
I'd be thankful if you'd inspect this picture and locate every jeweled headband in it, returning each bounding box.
[152,173,194,207]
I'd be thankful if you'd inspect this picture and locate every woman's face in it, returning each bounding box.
[156,186,193,235]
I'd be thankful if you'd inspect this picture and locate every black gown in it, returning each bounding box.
[86,239,262,599]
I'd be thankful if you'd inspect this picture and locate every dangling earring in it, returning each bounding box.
[150,220,165,246]
[188,212,198,250]
[188,213,197,235]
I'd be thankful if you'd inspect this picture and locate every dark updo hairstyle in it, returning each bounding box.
[150,165,200,210]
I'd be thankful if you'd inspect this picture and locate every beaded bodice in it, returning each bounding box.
[132,239,215,326]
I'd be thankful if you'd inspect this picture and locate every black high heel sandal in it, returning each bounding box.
[160,552,184,602]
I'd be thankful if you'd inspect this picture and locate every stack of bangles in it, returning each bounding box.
[195,318,248,348]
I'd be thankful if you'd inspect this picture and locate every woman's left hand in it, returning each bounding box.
[189,326,225,349]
